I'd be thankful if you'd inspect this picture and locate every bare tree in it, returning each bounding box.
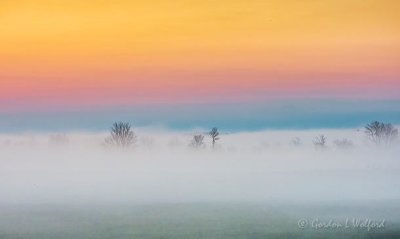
[105,122,137,148]
[365,121,398,146]
[189,134,205,148]
[313,135,327,150]
[334,138,354,149]
[209,127,220,148]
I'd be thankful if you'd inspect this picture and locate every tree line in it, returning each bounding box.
[103,122,220,149]
[104,121,398,149]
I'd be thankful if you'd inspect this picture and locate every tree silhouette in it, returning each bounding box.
[365,121,398,146]
[105,122,137,148]
[313,135,327,150]
[209,127,220,148]
[190,134,205,148]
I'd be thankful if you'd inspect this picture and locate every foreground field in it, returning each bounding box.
[1,202,400,239]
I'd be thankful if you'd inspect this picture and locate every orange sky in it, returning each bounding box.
[1,0,399,110]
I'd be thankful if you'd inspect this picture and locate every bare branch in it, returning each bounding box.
[189,134,205,149]
[105,122,137,148]
[364,121,398,146]
[313,135,327,150]
[208,127,220,148]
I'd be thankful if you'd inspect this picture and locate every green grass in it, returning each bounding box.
[0,202,399,239]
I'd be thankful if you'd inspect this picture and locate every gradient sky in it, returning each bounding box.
[0,0,399,130]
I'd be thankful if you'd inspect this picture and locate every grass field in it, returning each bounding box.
[1,202,400,239]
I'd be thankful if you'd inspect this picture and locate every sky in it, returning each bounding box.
[0,0,399,131]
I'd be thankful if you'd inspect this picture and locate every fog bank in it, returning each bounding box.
[1,129,399,204]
